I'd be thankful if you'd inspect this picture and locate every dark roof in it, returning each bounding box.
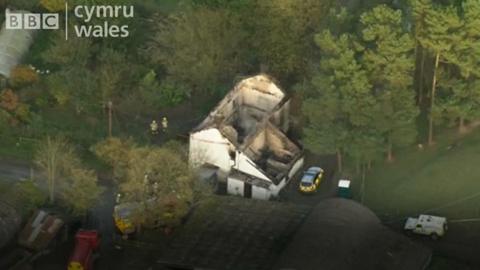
[18,210,64,251]
[274,199,432,270]
[158,196,310,270]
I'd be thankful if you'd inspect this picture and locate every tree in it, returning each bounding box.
[360,5,418,161]
[92,137,135,182]
[187,0,252,9]
[302,77,348,172]
[409,0,433,104]
[138,71,190,109]
[35,136,102,214]
[62,167,103,216]
[303,30,380,172]
[40,0,64,11]
[6,0,38,10]
[42,31,93,68]
[148,7,247,92]
[436,69,480,133]
[45,67,99,114]
[252,0,333,80]
[120,147,195,228]
[15,180,47,213]
[419,4,462,145]
[97,47,125,104]
[435,0,480,133]
[0,89,19,112]
[34,136,76,204]
[95,139,200,229]
[9,65,40,89]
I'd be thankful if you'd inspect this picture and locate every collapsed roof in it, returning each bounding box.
[193,75,287,148]
[191,75,303,183]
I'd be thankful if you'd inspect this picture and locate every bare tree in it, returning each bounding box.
[34,136,75,204]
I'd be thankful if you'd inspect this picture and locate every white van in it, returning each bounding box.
[404,214,448,239]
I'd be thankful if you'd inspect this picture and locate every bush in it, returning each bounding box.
[40,0,64,12]
[15,180,47,214]
[139,71,190,109]
[10,66,39,89]
[15,104,32,123]
[0,89,19,112]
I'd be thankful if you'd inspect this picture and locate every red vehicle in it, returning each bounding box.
[68,230,100,270]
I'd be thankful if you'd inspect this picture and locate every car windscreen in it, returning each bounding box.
[301,173,316,185]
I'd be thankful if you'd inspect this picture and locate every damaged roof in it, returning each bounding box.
[17,210,64,251]
[192,74,287,148]
[190,75,303,183]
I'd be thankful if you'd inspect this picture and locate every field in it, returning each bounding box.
[352,128,480,269]
[359,128,480,221]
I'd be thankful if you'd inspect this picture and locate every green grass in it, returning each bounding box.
[427,255,473,270]
[0,134,36,160]
[356,128,480,220]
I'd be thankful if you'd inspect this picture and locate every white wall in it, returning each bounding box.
[227,176,272,200]
[189,128,232,174]
[288,157,305,179]
[227,177,244,197]
[252,185,271,200]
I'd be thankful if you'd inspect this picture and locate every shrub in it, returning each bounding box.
[0,89,19,112]
[10,66,39,89]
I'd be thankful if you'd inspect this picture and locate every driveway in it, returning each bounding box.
[387,217,480,268]
[0,158,32,183]
[280,152,338,205]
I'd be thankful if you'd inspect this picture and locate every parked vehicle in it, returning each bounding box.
[68,230,100,270]
[299,167,324,193]
[113,202,138,235]
[0,209,64,270]
[404,214,448,240]
[337,179,352,198]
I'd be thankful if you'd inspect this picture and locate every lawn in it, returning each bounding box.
[350,128,480,269]
[357,128,480,221]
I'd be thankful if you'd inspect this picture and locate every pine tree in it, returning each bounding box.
[419,4,462,145]
[303,31,381,172]
[409,0,433,104]
[437,0,480,132]
[361,5,418,161]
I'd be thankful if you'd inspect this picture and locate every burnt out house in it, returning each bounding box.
[189,75,304,200]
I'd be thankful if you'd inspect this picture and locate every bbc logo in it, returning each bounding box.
[6,13,59,30]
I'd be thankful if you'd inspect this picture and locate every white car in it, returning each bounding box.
[404,214,448,239]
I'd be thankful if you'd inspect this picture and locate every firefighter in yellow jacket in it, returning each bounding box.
[150,120,159,135]
[161,117,168,132]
